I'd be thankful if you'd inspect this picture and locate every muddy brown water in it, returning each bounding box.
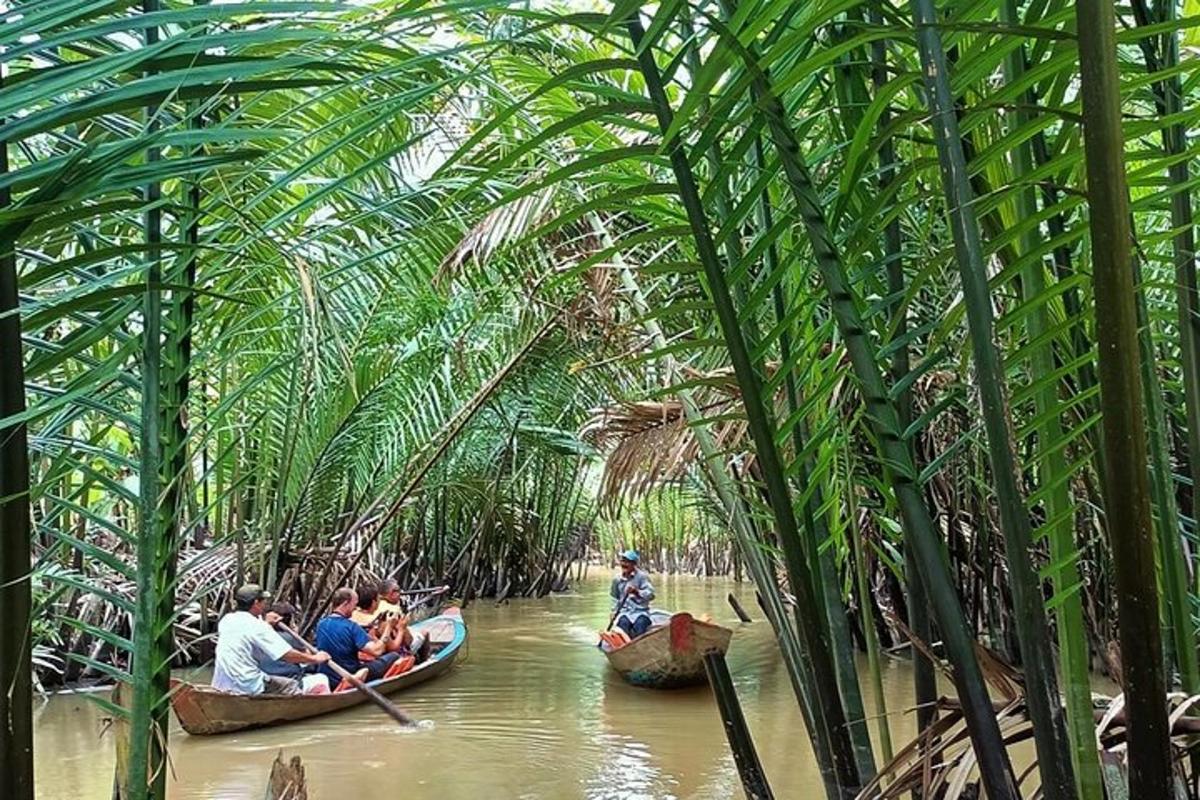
[35,574,923,799]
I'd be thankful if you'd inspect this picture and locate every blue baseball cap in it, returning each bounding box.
[619,549,639,563]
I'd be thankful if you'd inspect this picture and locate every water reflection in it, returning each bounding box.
[35,575,915,799]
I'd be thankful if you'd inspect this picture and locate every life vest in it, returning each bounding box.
[383,655,416,679]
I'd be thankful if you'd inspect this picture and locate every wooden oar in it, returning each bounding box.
[277,622,414,727]
[404,593,445,615]
[397,584,450,597]
[606,591,630,632]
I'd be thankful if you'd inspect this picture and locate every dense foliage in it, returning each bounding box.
[5,1,1200,798]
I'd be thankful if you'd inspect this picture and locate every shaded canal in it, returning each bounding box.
[35,574,920,798]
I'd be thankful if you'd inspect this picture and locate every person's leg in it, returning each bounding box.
[630,615,652,638]
[318,664,341,688]
[363,652,400,681]
[409,630,432,662]
[261,675,301,696]
[615,615,635,638]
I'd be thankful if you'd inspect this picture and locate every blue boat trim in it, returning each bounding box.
[428,615,467,662]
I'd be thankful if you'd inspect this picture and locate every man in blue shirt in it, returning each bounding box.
[315,587,399,686]
[610,550,655,638]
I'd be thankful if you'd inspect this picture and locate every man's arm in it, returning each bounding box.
[252,626,327,675]
[281,649,331,666]
[354,623,386,657]
[639,574,655,603]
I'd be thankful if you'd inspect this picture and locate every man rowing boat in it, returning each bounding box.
[212,584,331,696]
[610,550,655,639]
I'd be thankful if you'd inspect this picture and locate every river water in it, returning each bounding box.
[34,574,920,799]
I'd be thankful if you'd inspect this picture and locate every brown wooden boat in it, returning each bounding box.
[170,608,466,735]
[600,610,732,688]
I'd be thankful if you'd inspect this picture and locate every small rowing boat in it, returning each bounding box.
[171,607,467,735]
[598,610,732,688]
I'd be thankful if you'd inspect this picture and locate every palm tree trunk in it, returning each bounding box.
[908,3,1075,795]
[128,4,170,797]
[1075,1,1172,795]
[1132,2,1200,582]
[998,3,1102,796]
[624,14,863,797]
[868,10,938,739]
[710,10,1019,797]
[0,72,35,800]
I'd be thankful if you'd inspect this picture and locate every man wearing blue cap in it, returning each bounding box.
[611,550,655,638]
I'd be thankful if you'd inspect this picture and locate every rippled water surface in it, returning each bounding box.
[35,574,920,799]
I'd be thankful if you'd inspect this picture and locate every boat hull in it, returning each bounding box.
[171,608,467,735]
[602,612,732,689]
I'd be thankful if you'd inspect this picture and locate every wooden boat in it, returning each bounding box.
[170,607,467,735]
[599,610,732,688]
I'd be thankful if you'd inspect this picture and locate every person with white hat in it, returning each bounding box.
[610,550,655,639]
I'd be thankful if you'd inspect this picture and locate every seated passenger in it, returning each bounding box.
[350,584,384,628]
[261,602,310,679]
[354,583,429,663]
[212,585,330,695]
[315,587,399,685]
[377,579,406,617]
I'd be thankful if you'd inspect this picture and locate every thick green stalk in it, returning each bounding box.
[151,3,211,770]
[1029,113,1107,490]
[748,135,875,780]
[1076,1,1172,795]
[128,4,169,797]
[1129,0,1200,692]
[1134,1,1200,582]
[214,361,227,537]
[1134,260,1198,694]
[712,12,1019,797]
[0,70,35,800]
[701,0,871,766]
[845,449,893,764]
[867,9,938,737]
[908,2,1074,795]
[625,15,863,797]
[999,1,1102,795]
[696,0,870,771]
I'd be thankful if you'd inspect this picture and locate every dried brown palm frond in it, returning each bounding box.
[862,622,1200,799]
[861,692,1200,800]
[887,611,1023,703]
[436,185,557,286]
[858,697,1034,800]
[580,394,750,511]
[581,362,794,511]
[581,400,700,508]
[565,257,618,338]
